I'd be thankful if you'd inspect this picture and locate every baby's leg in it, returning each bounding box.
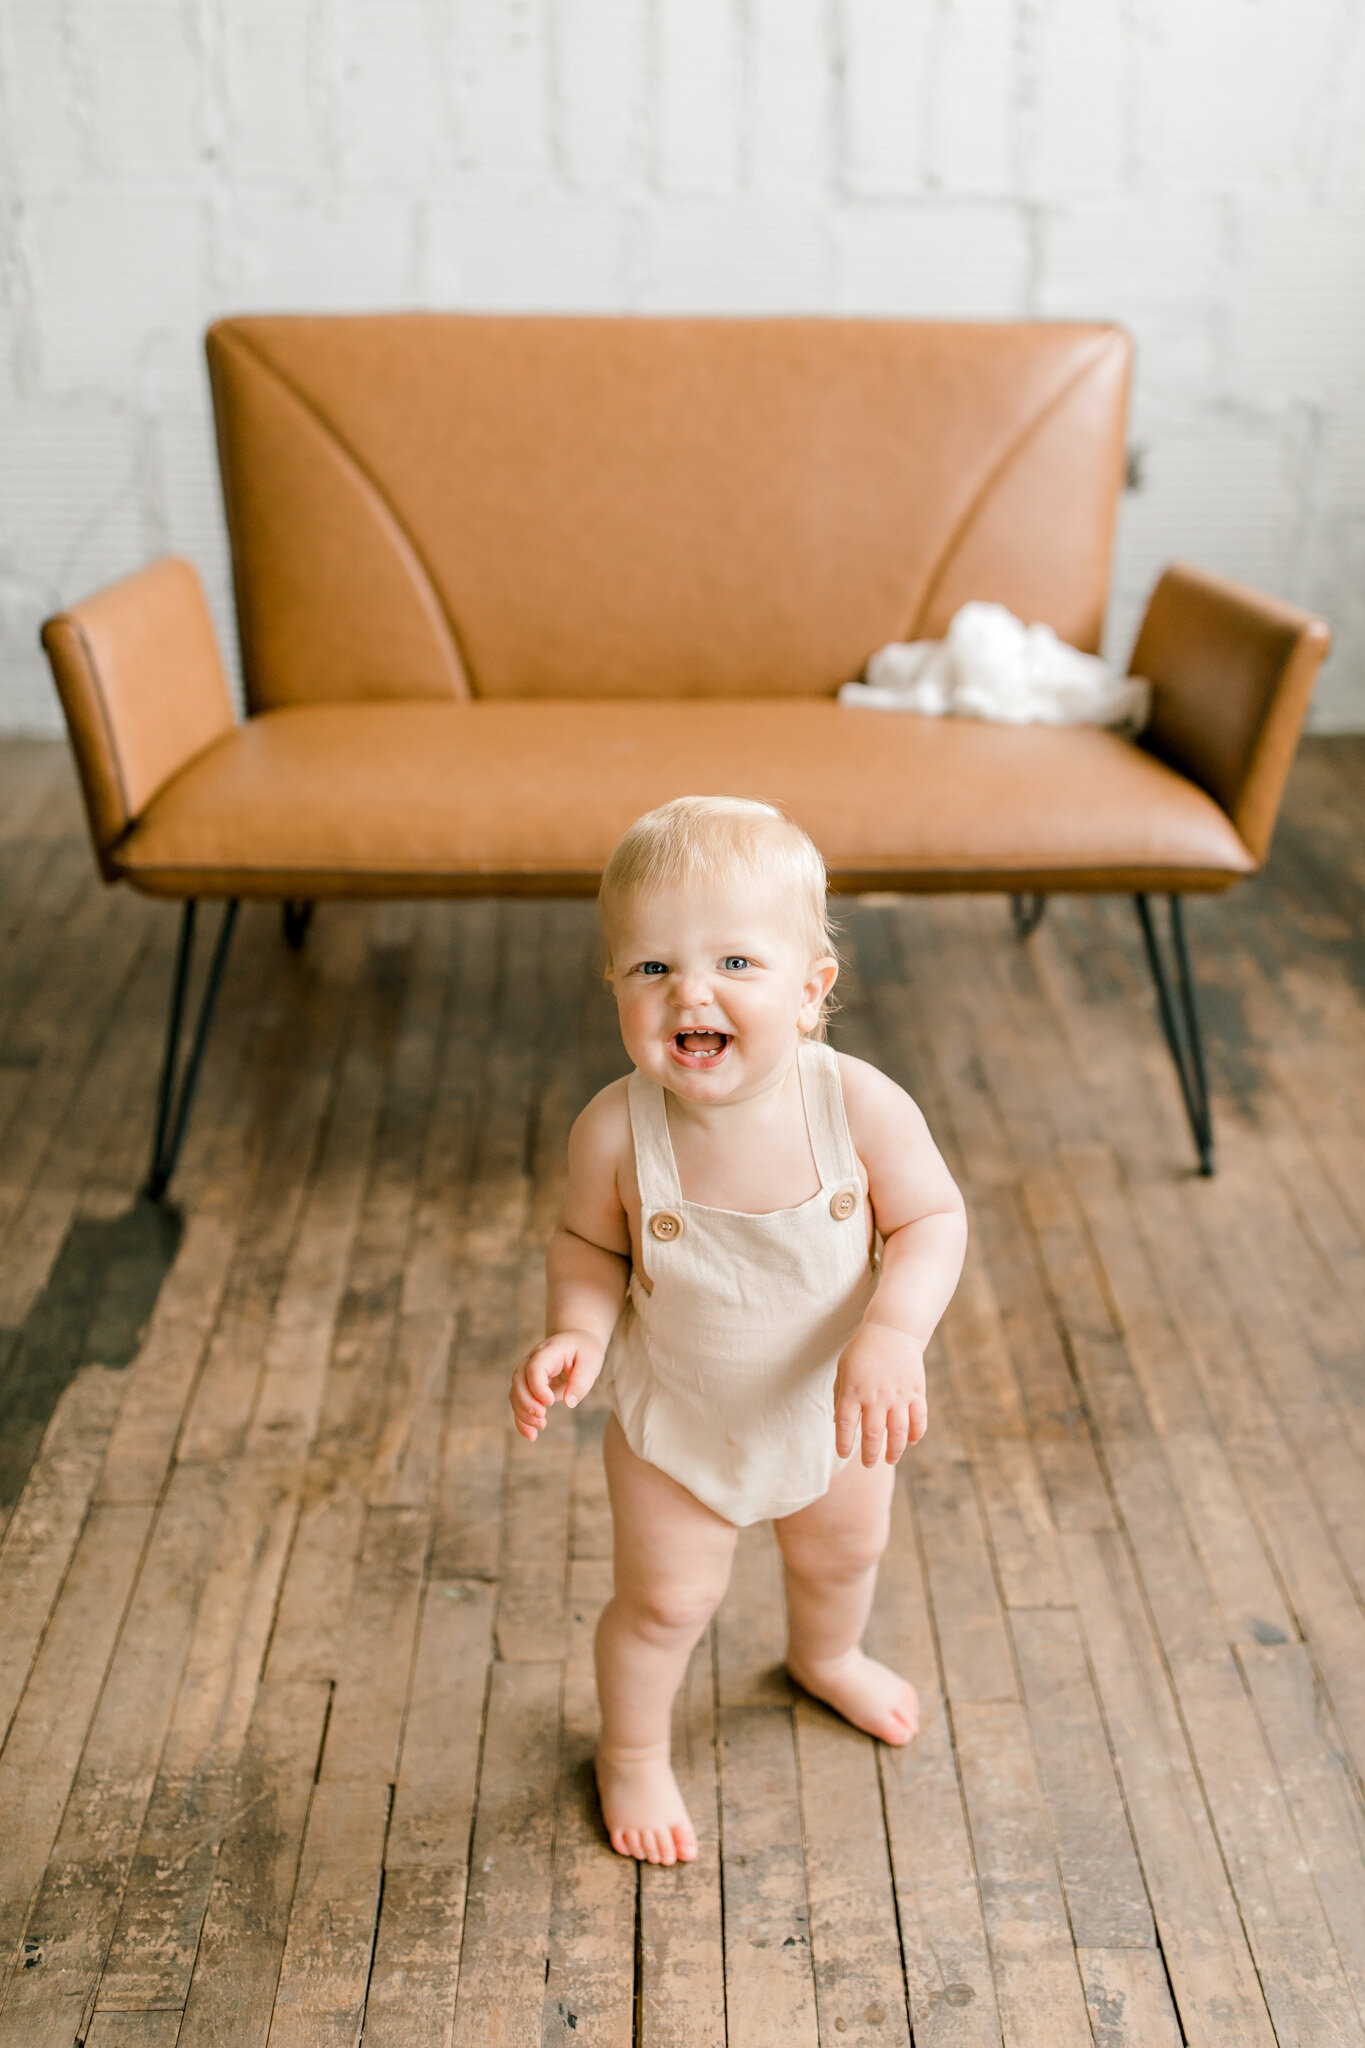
[775,1456,918,1745]
[596,1415,738,1865]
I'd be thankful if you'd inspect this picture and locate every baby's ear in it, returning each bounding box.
[799,954,839,1031]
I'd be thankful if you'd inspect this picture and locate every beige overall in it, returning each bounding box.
[603,1039,881,1527]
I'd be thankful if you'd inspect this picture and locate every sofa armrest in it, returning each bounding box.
[1130,561,1331,867]
[41,557,237,879]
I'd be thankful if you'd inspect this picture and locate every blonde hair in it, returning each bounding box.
[599,796,839,1035]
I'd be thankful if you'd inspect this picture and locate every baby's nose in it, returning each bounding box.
[672,973,714,1010]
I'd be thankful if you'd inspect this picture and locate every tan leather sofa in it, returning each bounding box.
[42,316,1330,1190]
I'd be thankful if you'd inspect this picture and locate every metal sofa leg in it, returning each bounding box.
[1134,893,1215,1177]
[282,899,314,950]
[1011,893,1048,938]
[145,899,240,1201]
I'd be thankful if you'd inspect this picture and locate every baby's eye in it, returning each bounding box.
[634,961,668,976]
[722,956,751,972]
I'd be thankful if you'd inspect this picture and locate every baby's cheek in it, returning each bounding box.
[615,996,658,1062]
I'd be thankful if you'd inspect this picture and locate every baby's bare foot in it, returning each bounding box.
[788,1649,919,1746]
[595,1748,699,1866]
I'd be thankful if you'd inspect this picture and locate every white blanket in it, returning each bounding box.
[839,601,1151,735]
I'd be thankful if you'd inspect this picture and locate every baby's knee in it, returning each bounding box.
[787,1516,890,1585]
[618,1573,725,1645]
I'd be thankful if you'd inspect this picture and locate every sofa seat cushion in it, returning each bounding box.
[115,699,1256,899]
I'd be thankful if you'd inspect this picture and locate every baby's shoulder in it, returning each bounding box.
[569,1076,633,1173]
[831,1049,929,1143]
[562,1078,634,1238]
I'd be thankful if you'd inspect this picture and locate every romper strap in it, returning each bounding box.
[626,1070,684,1212]
[799,1040,861,1190]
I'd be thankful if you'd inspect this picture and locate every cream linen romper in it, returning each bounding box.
[603,1038,881,1527]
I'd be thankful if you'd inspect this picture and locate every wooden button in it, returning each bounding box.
[650,1210,684,1242]
[830,1186,859,1221]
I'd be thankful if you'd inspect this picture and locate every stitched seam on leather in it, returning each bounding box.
[906,330,1127,639]
[68,616,134,844]
[206,332,264,712]
[215,326,474,697]
[116,851,1253,879]
[1235,628,1323,858]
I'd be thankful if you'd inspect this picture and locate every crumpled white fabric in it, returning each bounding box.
[838,601,1151,736]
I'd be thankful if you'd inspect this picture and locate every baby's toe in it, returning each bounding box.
[655,1831,678,1867]
[868,1699,914,1744]
[673,1825,698,1862]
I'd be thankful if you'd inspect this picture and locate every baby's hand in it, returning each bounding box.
[510,1331,605,1442]
[833,1321,929,1466]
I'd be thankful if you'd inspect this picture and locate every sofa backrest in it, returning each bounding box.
[207,315,1131,713]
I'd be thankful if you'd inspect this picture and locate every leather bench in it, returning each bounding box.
[41,315,1330,1190]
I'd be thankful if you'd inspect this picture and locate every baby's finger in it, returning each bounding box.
[884,1406,911,1465]
[522,1351,559,1405]
[509,1370,547,1425]
[861,1402,886,1468]
[510,1403,547,1444]
[509,1380,545,1438]
[908,1392,929,1445]
[834,1396,861,1460]
[560,1352,597,1410]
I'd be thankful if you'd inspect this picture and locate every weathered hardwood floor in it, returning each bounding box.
[1,736,1363,2047]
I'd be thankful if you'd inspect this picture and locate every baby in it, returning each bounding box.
[509,796,967,1866]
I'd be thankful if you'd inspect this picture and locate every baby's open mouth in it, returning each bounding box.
[673,1030,731,1062]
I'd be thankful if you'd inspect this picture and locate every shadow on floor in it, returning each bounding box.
[0,1198,183,1509]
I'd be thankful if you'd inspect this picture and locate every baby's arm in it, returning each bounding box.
[835,1055,968,1466]
[510,1084,631,1443]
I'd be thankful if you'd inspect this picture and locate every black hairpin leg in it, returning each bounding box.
[145,899,240,1200]
[1011,893,1048,939]
[282,899,314,950]
[1134,893,1214,1176]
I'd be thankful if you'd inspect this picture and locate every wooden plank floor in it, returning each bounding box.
[1,734,1364,2047]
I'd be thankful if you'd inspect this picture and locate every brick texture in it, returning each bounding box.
[0,0,1362,730]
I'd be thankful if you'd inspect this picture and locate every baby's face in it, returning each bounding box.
[607,881,837,1103]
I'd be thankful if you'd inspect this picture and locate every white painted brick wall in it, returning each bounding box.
[553,0,647,190]
[337,0,452,184]
[836,202,1028,317]
[1,0,1364,733]
[222,4,326,183]
[747,0,830,195]
[644,198,831,311]
[926,0,1017,197]
[25,192,208,398]
[83,1,204,180]
[655,0,741,195]
[1147,0,1335,197]
[1026,0,1129,201]
[232,189,420,309]
[451,0,549,182]
[840,1,938,197]
[428,195,629,308]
